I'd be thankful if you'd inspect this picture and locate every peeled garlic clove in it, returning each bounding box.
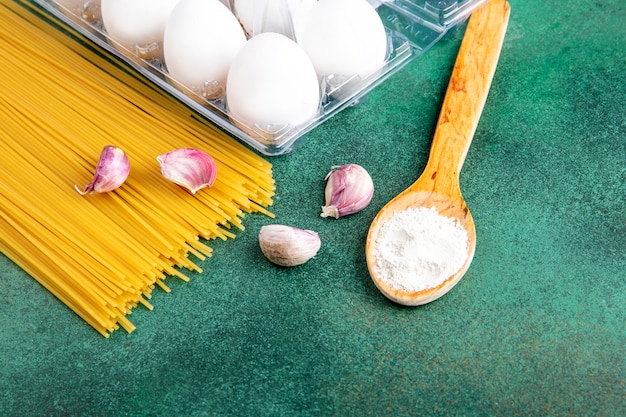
[321,163,374,219]
[75,145,130,195]
[157,148,217,194]
[259,224,321,267]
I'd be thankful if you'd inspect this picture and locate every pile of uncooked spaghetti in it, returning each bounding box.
[0,1,275,337]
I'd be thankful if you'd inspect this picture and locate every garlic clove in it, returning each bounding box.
[321,163,374,219]
[156,148,217,194]
[75,145,130,195]
[259,224,321,267]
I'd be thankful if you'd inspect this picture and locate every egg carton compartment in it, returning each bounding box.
[30,0,487,156]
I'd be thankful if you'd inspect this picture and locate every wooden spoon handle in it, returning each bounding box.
[419,0,510,195]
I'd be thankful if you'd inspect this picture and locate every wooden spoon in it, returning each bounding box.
[365,0,510,306]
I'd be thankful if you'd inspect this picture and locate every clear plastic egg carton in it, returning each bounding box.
[32,0,487,156]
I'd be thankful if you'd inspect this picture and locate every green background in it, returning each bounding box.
[1,0,624,416]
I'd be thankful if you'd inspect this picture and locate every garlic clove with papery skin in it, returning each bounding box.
[321,164,374,219]
[259,224,321,267]
[156,148,217,194]
[75,145,130,195]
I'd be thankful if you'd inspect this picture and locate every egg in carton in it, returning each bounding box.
[99,0,180,64]
[161,0,246,104]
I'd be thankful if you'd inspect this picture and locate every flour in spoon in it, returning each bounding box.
[373,206,469,292]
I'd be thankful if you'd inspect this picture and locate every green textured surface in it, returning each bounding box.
[1,0,625,416]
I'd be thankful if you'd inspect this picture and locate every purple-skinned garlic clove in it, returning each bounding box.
[321,164,374,219]
[156,148,217,194]
[259,224,321,267]
[75,145,130,195]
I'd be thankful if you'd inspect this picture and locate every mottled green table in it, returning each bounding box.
[1,1,624,416]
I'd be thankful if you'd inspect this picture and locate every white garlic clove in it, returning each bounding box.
[259,224,321,267]
[156,148,217,194]
[75,145,130,195]
[321,163,374,219]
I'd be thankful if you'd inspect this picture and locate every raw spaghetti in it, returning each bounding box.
[0,0,275,337]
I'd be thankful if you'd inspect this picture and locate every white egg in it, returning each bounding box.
[299,0,388,80]
[226,32,320,140]
[163,0,247,99]
[101,0,180,56]
[233,0,316,40]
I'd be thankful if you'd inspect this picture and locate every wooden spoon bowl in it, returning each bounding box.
[365,0,510,306]
[366,189,477,306]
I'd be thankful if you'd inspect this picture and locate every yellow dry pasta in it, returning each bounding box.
[0,1,275,337]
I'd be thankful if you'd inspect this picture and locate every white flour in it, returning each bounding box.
[373,206,469,292]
